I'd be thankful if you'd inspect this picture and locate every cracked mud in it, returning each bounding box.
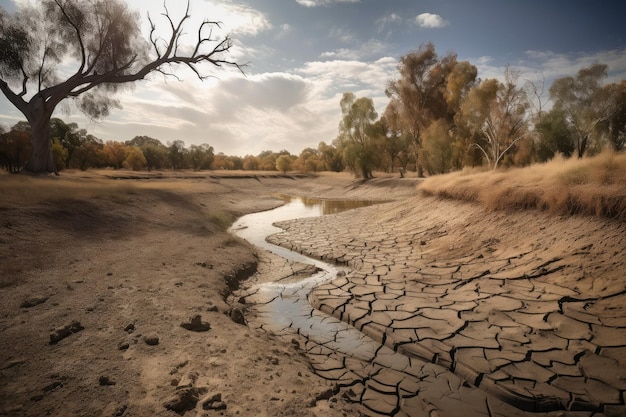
[233,195,626,417]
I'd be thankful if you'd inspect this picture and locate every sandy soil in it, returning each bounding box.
[1,170,400,417]
[3,168,623,417]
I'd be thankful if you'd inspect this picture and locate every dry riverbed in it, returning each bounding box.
[1,169,624,417]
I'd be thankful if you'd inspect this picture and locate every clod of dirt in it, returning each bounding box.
[180,315,210,332]
[20,296,49,308]
[201,392,227,411]
[98,375,116,386]
[163,386,202,414]
[143,334,159,346]
[228,306,246,325]
[49,321,84,344]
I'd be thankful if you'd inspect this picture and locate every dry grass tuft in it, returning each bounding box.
[419,151,626,221]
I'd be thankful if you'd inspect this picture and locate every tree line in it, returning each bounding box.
[0,118,342,173]
[0,0,624,176]
[1,42,624,176]
[334,43,625,178]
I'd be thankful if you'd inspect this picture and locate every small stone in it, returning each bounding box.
[49,321,84,344]
[20,296,49,308]
[163,387,200,413]
[180,315,210,332]
[118,341,130,350]
[202,393,227,410]
[229,307,246,325]
[124,323,135,333]
[98,375,116,386]
[144,335,159,346]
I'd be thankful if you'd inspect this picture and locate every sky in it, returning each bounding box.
[0,0,625,156]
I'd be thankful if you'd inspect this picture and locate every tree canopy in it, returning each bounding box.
[0,0,242,173]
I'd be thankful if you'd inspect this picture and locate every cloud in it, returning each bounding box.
[415,13,449,29]
[296,0,360,7]
[320,39,390,60]
[376,13,402,33]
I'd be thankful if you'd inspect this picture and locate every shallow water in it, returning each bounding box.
[229,195,382,358]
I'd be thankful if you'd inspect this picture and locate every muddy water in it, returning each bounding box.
[229,195,382,357]
[229,195,532,416]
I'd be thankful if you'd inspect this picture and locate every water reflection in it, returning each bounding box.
[273,194,380,215]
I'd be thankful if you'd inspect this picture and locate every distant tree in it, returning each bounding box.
[317,141,343,172]
[275,154,292,173]
[534,108,575,161]
[549,64,616,158]
[605,80,626,152]
[71,134,103,170]
[242,155,259,170]
[258,150,278,171]
[126,135,163,148]
[123,146,146,170]
[0,124,31,172]
[168,140,187,169]
[421,119,454,174]
[51,138,68,171]
[141,143,170,171]
[189,144,214,170]
[385,43,476,176]
[0,0,243,173]
[335,92,379,179]
[457,69,531,169]
[101,141,127,169]
[50,118,82,169]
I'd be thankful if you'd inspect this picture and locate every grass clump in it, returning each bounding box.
[419,151,626,221]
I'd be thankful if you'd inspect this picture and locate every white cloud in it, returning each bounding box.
[296,0,360,7]
[415,13,449,29]
[376,13,402,33]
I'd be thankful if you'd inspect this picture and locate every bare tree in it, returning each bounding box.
[0,0,243,173]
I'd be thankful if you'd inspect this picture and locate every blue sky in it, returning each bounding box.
[1,0,625,156]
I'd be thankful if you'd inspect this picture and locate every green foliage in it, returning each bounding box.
[275,154,293,173]
[336,93,380,178]
[123,146,147,170]
[51,138,68,171]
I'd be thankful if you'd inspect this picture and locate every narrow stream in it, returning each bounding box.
[229,195,382,358]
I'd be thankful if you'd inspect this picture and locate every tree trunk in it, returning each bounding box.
[24,97,57,174]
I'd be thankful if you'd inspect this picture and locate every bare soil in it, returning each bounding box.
[0,170,400,417]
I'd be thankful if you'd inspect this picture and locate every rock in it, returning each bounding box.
[49,321,84,344]
[20,296,49,308]
[201,393,227,411]
[124,323,135,333]
[180,315,210,332]
[118,341,130,351]
[163,387,200,414]
[98,375,116,386]
[228,307,246,325]
[143,334,159,346]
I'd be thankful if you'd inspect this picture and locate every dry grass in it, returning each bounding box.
[0,173,139,206]
[419,152,626,221]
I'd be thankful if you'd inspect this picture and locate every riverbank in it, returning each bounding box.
[3,166,624,417]
[1,170,389,417]
[268,184,626,415]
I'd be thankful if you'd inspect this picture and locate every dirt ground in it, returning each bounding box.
[3,169,623,417]
[0,170,417,417]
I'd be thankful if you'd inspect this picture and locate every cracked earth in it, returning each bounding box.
[238,194,626,417]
